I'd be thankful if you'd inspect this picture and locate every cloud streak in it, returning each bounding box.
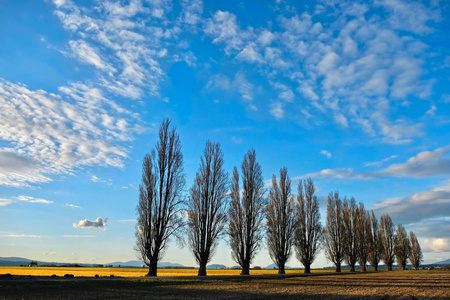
[298,147,450,180]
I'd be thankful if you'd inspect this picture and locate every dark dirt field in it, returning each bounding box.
[1,270,449,299]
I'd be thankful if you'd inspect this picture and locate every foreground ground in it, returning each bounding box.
[0,270,449,299]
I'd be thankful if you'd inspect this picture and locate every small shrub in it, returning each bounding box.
[64,274,74,278]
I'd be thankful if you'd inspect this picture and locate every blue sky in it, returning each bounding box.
[0,0,449,268]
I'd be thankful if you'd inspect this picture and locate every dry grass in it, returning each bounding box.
[0,269,448,299]
[0,266,332,277]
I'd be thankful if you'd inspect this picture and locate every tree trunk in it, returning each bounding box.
[374,265,378,271]
[198,261,207,276]
[362,264,366,272]
[402,265,406,271]
[304,264,311,274]
[278,264,285,275]
[241,260,250,275]
[147,256,158,276]
[336,264,341,272]
[388,265,392,271]
[350,265,355,272]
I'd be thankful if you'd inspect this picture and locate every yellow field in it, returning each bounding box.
[0,266,330,277]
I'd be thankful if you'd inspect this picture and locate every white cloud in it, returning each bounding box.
[422,238,450,253]
[180,0,203,25]
[16,196,53,204]
[298,146,450,180]
[320,150,332,159]
[364,155,398,167]
[73,217,108,230]
[68,40,115,72]
[6,234,41,238]
[231,136,242,144]
[207,72,257,110]
[203,1,441,144]
[372,184,450,224]
[426,105,437,116]
[65,203,80,208]
[0,199,13,206]
[0,79,131,186]
[63,235,96,238]
[269,101,284,119]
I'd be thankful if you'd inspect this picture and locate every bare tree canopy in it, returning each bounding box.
[356,202,369,271]
[324,191,345,272]
[367,210,382,271]
[229,149,265,275]
[294,178,322,274]
[394,224,409,270]
[266,167,296,274]
[380,214,395,271]
[343,197,359,272]
[187,141,229,276]
[408,231,423,270]
[135,119,185,276]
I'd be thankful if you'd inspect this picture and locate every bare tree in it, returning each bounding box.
[187,141,229,276]
[266,167,296,274]
[408,231,422,270]
[356,202,369,271]
[394,224,409,270]
[380,214,395,271]
[343,197,358,272]
[135,119,185,276]
[229,149,265,275]
[323,191,345,272]
[367,211,381,271]
[294,178,322,274]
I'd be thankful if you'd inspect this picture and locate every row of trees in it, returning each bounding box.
[323,195,423,273]
[136,119,422,276]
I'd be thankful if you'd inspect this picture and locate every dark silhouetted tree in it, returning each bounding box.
[343,197,358,272]
[324,191,345,272]
[356,202,369,271]
[380,214,395,271]
[408,231,422,270]
[367,211,381,271]
[266,167,296,274]
[229,149,265,275]
[294,178,322,274]
[187,141,229,276]
[136,119,185,276]
[394,224,409,270]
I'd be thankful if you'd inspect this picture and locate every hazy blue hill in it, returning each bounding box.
[106,260,185,268]
[206,264,227,269]
[434,259,450,265]
[265,263,292,269]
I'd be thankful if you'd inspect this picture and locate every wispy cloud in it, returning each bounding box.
[63,235,96,238]
[364,155,398,167]
[73,217,108,230]
[0,79,132,187]
[298,146,450,180]
[0,199,13,206]
[65,203,80,208]
[6,234,41,238]
[320,150,332,159]
[17,196,53,204]
[203,0,441,143]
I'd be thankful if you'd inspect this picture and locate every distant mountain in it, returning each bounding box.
[106,260,185,268]
[207,264,226,269]
[434,259,450,265]
[0,257,188,268]
[0,257,33,266]
[265,263,292,270]
[0,257,98,267]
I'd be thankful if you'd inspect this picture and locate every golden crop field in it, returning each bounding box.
[0,266,333,277]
